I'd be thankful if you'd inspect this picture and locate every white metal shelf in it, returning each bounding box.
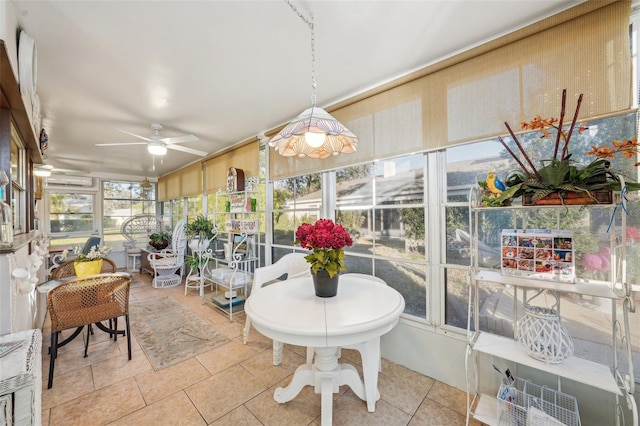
[466,186,636,425]
[473,270,620,299]
[473,332,621,395]
[472,393,499,426]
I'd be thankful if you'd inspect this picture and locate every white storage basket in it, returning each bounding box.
[516,290,574,364]
[498,377,580,426]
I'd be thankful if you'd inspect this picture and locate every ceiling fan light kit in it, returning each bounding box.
[269,0,357,159]
[147,141,167,156]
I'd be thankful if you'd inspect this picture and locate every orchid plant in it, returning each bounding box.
[496,89,640,204]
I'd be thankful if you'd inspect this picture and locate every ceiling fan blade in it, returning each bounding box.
[116,128,153,142]
[161,134,199,145]
[95,142,147,147]
[167,144,208,157]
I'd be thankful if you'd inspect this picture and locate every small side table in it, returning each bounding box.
[126,249,141,272]
[0,329,42,426]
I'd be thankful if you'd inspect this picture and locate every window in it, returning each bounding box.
[10,127,26,234]
[443,113,640,377]
[269,153,428,319]
[186,195,202,224]
[48,192,96,247]
[103,180,156,251]
[335,154,427,318]
[272,173,322,250]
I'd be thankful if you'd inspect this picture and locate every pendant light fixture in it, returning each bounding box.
[269,0,358,159]
[140,177,152,190]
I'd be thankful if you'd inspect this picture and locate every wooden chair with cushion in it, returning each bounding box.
[46,273,132,388]
[51,257,117,280]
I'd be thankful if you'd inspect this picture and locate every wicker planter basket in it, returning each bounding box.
[516,290,574,364]
[522,189,612,206]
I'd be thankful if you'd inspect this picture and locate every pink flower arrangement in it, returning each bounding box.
[295,219,353,277]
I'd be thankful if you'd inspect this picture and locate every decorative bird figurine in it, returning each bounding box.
[486,171,505,195]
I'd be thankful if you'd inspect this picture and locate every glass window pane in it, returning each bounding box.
[272,174,321,250]
[374,154,424,205]
[376,260,426,318]
[49,193,94,234]
[336,209,371,255]
[445,206,470,266]
[336,164,373,207]
[446,139,515,203]
[374,208,424,259]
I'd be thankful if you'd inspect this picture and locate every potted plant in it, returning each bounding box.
[295,219,353,297]
[186,215,216,252]
[148,230,171,250]
[185,253,209,273]
[71,244,112,277]
[493,89,640,206]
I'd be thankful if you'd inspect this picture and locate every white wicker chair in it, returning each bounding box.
[148,220,187,288]
[120,214,162,271]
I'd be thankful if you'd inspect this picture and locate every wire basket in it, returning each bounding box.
[498,377,580,426]
[516,291,574,364]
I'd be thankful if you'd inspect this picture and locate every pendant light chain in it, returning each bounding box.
[285,0,316,106]
[269,1,358,158]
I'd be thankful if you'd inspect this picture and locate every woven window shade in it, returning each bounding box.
[270,0,631,180]
[203,141,259,194]
[157,162,202,201]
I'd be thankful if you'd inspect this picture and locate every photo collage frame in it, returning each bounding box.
[500,229,575,283]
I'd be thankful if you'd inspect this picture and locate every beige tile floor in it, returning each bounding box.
[40,272,481,425]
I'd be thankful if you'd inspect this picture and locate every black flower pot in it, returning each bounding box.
[312,269,339,297]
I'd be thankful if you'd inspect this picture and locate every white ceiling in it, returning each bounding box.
[13,0,581,180]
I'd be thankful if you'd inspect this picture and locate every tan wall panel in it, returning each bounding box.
[270,1,630,180]
[204,141,259,193]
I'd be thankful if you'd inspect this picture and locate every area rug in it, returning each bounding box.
[129,296,229,370]
[129,274,147,288]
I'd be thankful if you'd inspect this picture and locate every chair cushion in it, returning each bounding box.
[211,268,253,288]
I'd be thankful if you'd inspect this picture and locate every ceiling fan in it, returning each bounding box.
[95,123,207,157]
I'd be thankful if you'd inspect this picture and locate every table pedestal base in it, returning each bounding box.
[273,347,368,426]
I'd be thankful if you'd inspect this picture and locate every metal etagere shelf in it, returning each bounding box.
[464,187,637,426]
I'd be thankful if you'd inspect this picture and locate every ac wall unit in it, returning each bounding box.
[45,174,95,188]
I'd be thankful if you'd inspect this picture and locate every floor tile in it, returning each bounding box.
[426,380,469,416]
[42,366,94,410]
[210,405,263,425]
[195,339,260,375]
[39,272,473,426]
[185,364,266,423]
[240,346,306,388]
[377,358,434,415]
[333,389,412,426]
[42,334,124,379]
[48,377,145,425]
[107,390,206,425]
[408,397,475,426]
[134,357,211,404]
[245,376,321,426]
[91,348,153,389]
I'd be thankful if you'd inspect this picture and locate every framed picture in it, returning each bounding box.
[232,234,247,254]
[500,229,575,283]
